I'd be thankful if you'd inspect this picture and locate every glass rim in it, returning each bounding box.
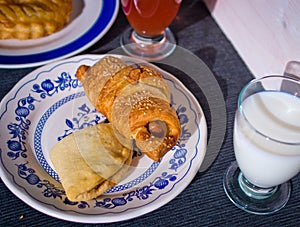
[238,75,300,146]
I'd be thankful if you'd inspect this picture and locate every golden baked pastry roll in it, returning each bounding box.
[76,56,181,162]
[0,0,72,40]
[50,123,133,202]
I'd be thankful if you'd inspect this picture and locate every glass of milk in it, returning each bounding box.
[223,75,300,215]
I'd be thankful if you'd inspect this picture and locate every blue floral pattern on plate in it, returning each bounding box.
[0,55,207,223]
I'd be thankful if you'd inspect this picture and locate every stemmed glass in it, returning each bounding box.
[223,75,300,215]
[120,0,182,61]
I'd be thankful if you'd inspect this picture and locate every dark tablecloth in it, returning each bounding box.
[1,1,299,226]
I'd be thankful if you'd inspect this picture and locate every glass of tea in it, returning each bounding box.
[120,0,182,61]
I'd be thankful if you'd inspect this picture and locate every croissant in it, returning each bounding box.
[0,0,72,40]
[76,56,181,162]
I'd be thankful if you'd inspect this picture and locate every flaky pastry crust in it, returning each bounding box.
[0,0,72,39]
[76,56,181,162]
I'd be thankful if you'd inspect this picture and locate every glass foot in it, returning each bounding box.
[120,27,176,61]
[223,161,291,215]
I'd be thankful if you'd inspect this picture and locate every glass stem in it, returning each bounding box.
[131,30,166,45]
[238,172,278,199]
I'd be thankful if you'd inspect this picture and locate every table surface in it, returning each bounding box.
[0,1,299,226]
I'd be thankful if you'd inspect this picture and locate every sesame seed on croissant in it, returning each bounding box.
[76,56,181,162]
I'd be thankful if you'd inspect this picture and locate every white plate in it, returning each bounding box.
[0,0,119,68]
[0,54,207,223]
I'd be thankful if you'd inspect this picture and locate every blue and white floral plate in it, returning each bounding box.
[0,0,119,68]
[0,54,207,223]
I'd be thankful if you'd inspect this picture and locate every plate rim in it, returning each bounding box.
[0,54,207,223]
[0,0,119,69]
